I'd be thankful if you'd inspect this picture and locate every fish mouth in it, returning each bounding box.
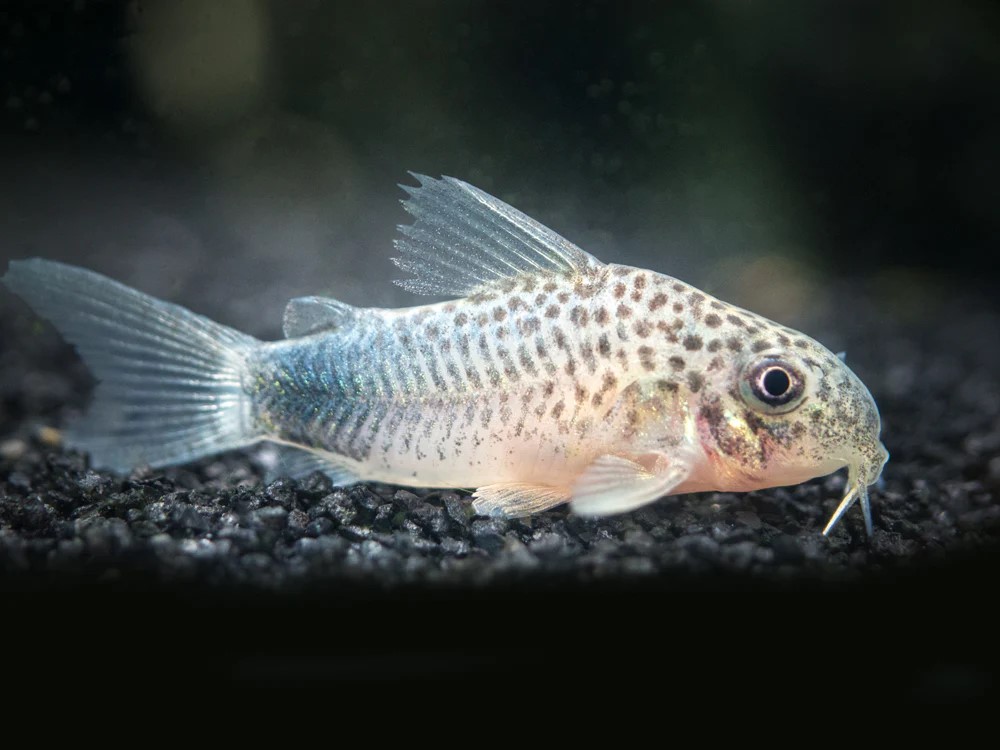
[822,443,890,537]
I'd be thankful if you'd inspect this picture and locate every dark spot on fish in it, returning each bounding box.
[601,372,618,392]
[707,338,722,352]
[710,300,725,310]
[543,380,555,397]
[742,409,769,437]
[804,357,822,371]
[613,282,626,299]
[638,345,656,371]
[575,384,588,403]
[543,280,558,293]
[657,379,679,393]
[683,335,703,351]
[726,338,743,352]
[687,371,704,393]
[469,290,498,304]
[672,283,686,293]
[440,338,452,353]
[669,356,685,371]
[476,313,489,326]
[574,280,599,298]
[591,392,603,407]
[557,292,570,304]
[745,326,760,336]
[518,316,541,335]
[454,312,468,326]
[777,334,791,346]
[617,303,632,318]
[751,339,771,353]
[631,289,643,302]
[554,328,567,349]
[595,307,610,326]
[570,306,590,326]
[535,293,547,306]
[726,314,745,327]
[673,302,684,313]
[496,326,508,339]
[795,339,810,349]
[634,274,647,290]
[705,313,722,328]
[521,277,536,293]
[634,320,652,337]
[499,278,517,293]
[518,346,535,373]
[649,293,668,311]
[545,305,560,319]
[507,296,527,311]
[708,356,725,371]
[598,333,612,357]
[536,340,548,358]
[493,307,507,322]
[565,359,577,376]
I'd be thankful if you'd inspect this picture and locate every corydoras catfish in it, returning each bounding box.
[1,174,889,535]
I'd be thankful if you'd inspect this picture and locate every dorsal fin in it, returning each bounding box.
[282,296,358,338]
[391,174,603,297]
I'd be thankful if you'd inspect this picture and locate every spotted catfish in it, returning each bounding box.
[1,174,888,535]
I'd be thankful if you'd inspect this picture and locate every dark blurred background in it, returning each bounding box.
[1,0,997,340]
[2,1,999,695]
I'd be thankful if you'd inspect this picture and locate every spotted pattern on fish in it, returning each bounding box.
[3,174,888,536]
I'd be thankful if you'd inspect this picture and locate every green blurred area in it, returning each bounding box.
[0,0,996,332]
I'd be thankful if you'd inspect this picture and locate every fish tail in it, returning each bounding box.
[3,259,260,472]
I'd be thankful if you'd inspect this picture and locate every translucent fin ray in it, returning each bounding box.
[283,296,359,338]
[2,259,258,472]
[471,482,569,517]
[265,444,360,486]
[571,453,692,516]
[392,174,602,296]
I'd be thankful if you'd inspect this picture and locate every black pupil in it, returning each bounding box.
[761,368,791,397]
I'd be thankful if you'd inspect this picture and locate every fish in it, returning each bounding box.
[1,174,889,535]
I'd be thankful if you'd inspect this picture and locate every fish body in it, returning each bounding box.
[2,174,888,534]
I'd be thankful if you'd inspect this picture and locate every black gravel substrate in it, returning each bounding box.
[2,276,999,694]
[3,279,998,589]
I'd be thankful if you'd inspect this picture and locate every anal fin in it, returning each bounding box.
[471,483,570,518]
[265,444,360,486]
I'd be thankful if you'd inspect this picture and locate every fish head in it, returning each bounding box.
[694,335,888,535]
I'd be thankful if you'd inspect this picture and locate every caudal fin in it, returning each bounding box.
[2,258,260,472]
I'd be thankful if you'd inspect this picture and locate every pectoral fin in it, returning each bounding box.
[471,483,570,517]
[570,452,693,516]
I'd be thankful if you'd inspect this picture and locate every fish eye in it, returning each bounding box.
[741,358,806,414]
